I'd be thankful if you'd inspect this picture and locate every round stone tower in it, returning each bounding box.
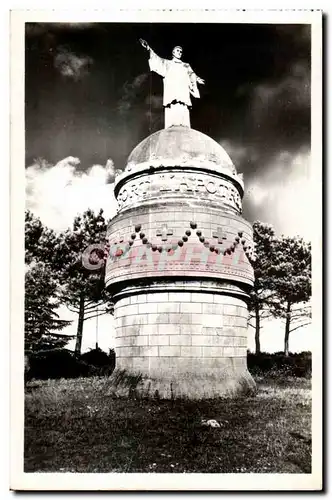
[105,126,256,398]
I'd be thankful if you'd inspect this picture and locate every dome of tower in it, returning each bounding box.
[126,126,237,175]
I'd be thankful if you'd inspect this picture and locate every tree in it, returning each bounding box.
[25,210,59,266]
[58,209,113,356]
[248,221,278,354]
[269,236,311,355]
[25,262,73,352]
[25,209,113,356]
[25,211,73,352]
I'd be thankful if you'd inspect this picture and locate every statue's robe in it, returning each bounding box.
[148,49,200,127]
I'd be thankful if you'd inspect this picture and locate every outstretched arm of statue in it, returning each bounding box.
[187,65,205,86]
[140,40,167,78]
[139,38,151,51]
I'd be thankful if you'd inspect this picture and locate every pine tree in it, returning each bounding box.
[269,236,311,355]
[25,210,59,266]
[25,209,113,356]
[248,221,277,354]
[25,263,72,352]
[58,209,113,356]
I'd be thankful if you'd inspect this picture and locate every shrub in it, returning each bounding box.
[247,351,311,378]
[26,347,116,380]
[28,349,90,380]
[80,347,116,376]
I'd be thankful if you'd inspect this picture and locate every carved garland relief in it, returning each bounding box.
[105,223,256,263]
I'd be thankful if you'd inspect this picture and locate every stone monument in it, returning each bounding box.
[105,42,256,398]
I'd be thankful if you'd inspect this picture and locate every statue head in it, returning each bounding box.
[172,46,183,60]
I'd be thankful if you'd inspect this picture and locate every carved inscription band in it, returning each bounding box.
[117,172,242,212]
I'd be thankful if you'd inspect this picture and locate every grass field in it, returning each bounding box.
[24,373,311,474]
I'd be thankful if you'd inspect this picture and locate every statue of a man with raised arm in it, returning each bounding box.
[140,39,205,129]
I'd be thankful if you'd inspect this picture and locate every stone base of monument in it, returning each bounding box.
[112,365,256,400]
[111,281,256,399]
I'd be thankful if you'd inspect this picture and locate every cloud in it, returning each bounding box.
[144,94,163,129]
[25,24,95,81]
[53,23,96,30]
[26,22,96,36]
[105,159,123,183]
[245,150,312,241]
[118,73,149,114]
[274,24,311,45]
[25,23,50,37]
[26,156,117,232]
[147,95,163,108]
[220,140,260,171]
[224,51,310,179]
[54,46,93,80]
[250,61,310,121]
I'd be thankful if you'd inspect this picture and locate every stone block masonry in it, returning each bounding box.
[115,289,249,373]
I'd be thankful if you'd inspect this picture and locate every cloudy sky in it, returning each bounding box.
[25,22,312,353]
